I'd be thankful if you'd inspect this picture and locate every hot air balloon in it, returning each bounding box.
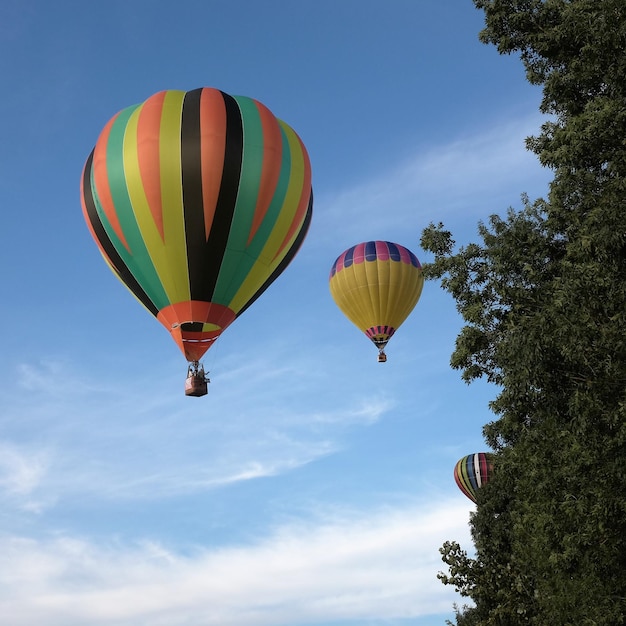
[454,452,494,503]
[81,88,312,396]
[328,241,424,362]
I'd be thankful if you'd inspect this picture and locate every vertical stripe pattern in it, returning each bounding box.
[453,452,495,503]
[81,88,313,361]
[328,241,424,352]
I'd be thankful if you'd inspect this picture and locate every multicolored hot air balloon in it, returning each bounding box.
[81,87,313,396]
[328,241,424,362]
[454,452,495,503]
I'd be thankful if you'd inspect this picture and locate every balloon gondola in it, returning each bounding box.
[328,241,424,361]
[185,361,210,397]
[81,87,313,395]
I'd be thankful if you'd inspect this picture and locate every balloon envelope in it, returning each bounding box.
[81,87,312,362]
[454,452,494,503]
[328,241,424,357]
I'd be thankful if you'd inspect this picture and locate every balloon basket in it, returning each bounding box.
[377,351,387,363]
[185,375,208,397]
[185,362,209,397]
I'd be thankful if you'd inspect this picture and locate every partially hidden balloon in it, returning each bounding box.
[454,453,494,503]
[81,88,312,376]
[328,241,424,361]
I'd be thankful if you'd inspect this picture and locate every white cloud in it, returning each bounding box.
[0,442,48,496]
[0,429,336,505]
[0,442,53,513]
[85,439,339,500]
[0,354,389,505]
[313,113,551,245]
[309,396,393,425]
[0,498,473,626]
[15,359,112,397]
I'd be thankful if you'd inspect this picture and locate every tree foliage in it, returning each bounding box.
[424,1,626,623]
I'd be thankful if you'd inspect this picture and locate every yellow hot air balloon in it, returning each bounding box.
[329,241,424,361]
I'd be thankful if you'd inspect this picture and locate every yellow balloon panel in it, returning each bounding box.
[329,241,424,349]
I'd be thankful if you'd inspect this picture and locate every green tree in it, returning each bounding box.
[424,1,626,623]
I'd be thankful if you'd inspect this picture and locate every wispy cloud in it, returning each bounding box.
[313,113,551,246]
[0,442,52,513]
[16,361,91,397]
[84,438,339,501]
[0,498,472,626]
[0,353,390,507]
[309,396,393,425]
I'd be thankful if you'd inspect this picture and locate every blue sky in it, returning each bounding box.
[0,2,552,624]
